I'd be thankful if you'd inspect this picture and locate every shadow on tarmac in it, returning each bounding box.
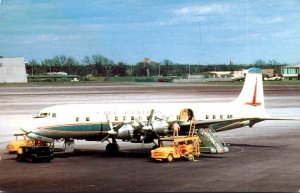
[53,148,152,159]
[229,143,276,148]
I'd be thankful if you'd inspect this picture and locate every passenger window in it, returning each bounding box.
[220,115,223,119]
[115,117,118,121]
[131,116,134,121]
[52,113,56,118]
[123,116,126,121]
[206,115,209,119]
[86,117,90,122]
[213,115,216,119]
[76,117,80,122]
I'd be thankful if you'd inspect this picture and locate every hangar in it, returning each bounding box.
[0,57,27,83]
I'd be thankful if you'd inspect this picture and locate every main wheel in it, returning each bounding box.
[16,155,22,162]
[167,153,173,162]
[106,143,120,156]
[28,157,34,163]
[45,158,51,163]
[188,153,194,162]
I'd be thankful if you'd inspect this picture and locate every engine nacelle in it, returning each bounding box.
[115,120,169,142]
[140,135,154,143]
[150,120,169,135]
[27,133,54,143]
[116,124,134,139]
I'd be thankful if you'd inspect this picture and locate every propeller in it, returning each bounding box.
[20,128,54,143]
[101,114,125,143]
[20,128,30,135]
[135,109,157,146]
[107,114,117,135]
[135,109,154,131]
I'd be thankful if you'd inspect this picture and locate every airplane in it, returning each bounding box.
[263,75,283,81]
[19,67,291,154]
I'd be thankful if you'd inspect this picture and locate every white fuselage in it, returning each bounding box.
[20,68,268,142]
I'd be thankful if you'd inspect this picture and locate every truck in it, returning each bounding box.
[16,145,53,163]
[6,135,33,153]
[151,136,200,162]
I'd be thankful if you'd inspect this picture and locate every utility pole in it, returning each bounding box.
[158,63,161,77]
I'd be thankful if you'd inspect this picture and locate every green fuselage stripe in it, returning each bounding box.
[37,123,111,135]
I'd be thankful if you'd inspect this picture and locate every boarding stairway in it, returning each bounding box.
[186,118,228,154]
[198,128,229,154]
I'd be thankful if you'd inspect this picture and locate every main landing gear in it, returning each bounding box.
[105,137,120,155]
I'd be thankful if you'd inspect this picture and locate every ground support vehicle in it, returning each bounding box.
[16,146,53,163]
[151,136,200,162]
[6,135,33,153]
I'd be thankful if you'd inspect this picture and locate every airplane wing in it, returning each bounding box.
[178,117,299,132]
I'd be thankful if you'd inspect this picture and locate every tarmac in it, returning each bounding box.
[0,82,300,192]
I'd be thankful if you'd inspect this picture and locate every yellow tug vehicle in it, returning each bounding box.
[6,135,33,153]
[151,135,200,162]
[151,118,200,162]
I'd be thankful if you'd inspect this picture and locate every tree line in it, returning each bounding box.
[26,54,287,77]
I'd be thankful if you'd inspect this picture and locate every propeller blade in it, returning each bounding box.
[142,125,152,131]
[135,118,145,127]
[101,134,110,143]
[101,114,118,143]
[20,128,31,135]
[106,114,113,130]
[141,133,146,148]
[114,123,125,131]
[108,130,117,135]
[147,109,154,126]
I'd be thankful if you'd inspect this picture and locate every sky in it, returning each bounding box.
[0,0,300,65]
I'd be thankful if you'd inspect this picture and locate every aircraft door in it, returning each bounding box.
[179,109,194,121]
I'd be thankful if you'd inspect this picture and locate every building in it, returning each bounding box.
[262,69,275,78]
[0,57,27,83]
[233,69,248,78]
[281,64,300,80]
[46,72,68,76]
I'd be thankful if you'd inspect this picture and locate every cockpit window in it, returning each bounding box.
[33,112,51,118]
[39,112,50,117]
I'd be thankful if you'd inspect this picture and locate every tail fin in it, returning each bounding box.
[233,68,266,117]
